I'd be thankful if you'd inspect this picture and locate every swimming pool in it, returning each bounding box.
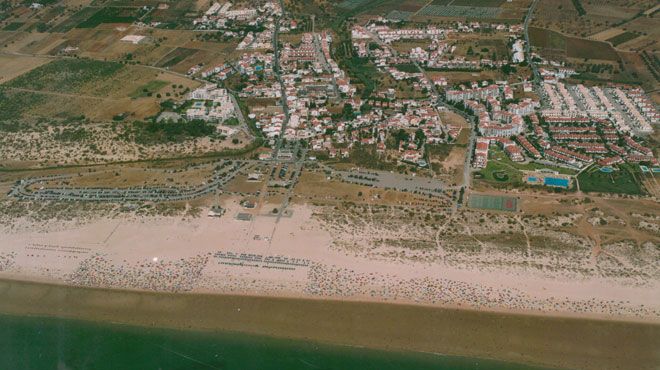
[599,167,614,173]
[543,177,569,188]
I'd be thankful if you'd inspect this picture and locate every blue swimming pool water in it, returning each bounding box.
[599,167,614,173]
[543,177,569,188]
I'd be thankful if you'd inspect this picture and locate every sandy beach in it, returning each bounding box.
[1,199,658,321]
[1,193,659,370]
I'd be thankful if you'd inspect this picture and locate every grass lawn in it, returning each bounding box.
[578,164,645,195]
[476,148,576,186]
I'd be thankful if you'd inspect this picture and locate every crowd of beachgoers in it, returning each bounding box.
[67,253,209,293]
[305,263,660,319]
[11,250,653,319]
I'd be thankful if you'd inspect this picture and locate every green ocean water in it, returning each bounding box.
[0,314,555,370]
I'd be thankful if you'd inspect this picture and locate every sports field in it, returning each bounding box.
[468,194,518,212]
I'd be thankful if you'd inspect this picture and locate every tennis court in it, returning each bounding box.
[468,194,518,212]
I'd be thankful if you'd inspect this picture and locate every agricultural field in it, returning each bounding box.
[449,37,511,61]
[362,0,428,15]
[606,31,641,46]
[529,27,567,50]
[451,0,505,7]
[3,22,24,31]
[0,58,200,121]
[50,7,100,33]
[611,15,660,52]
[566,37,619,61]
[529,26,620,62]
[144,0,200,28]
[1,23,238,71]
[427,70,507,85]
[337,0,370,10]
[0,30,67,56]
[3,59,124,94]
[155,47,199,68]
[416,4,502,19]
[76,7,139,28]
[410,0,529,21]
[129,80,169,98]
[531,0,656,38]
[0,55,52,84]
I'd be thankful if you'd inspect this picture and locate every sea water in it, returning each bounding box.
[0,314,556,370]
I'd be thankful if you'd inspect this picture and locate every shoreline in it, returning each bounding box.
[0,278,658,370]
[2,271,659,325]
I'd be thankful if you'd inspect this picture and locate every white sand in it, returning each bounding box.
[1,199,658,322]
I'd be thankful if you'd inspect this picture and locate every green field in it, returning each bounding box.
[76,7,138,28]
[156,48,198,68]
[451,0,505,7]
[337,0,370,9]
[606,31,640,46]
[50,7,99,32]
[4,59,123,94]
[2,22,23,31]
[566,37,619,61]
[578,164,645,195]
[0,89,47,121]
[529,27,619,61]
[393,63,420,73]
[529,27,566,50]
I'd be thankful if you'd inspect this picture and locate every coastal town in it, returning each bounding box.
[0,0,659,369]
[139,2,659,194]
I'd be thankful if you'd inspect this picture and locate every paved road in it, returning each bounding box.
[313,33,340,96]
[524,0,541,84]
[228,92,253,137]
[272,0,290,158]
